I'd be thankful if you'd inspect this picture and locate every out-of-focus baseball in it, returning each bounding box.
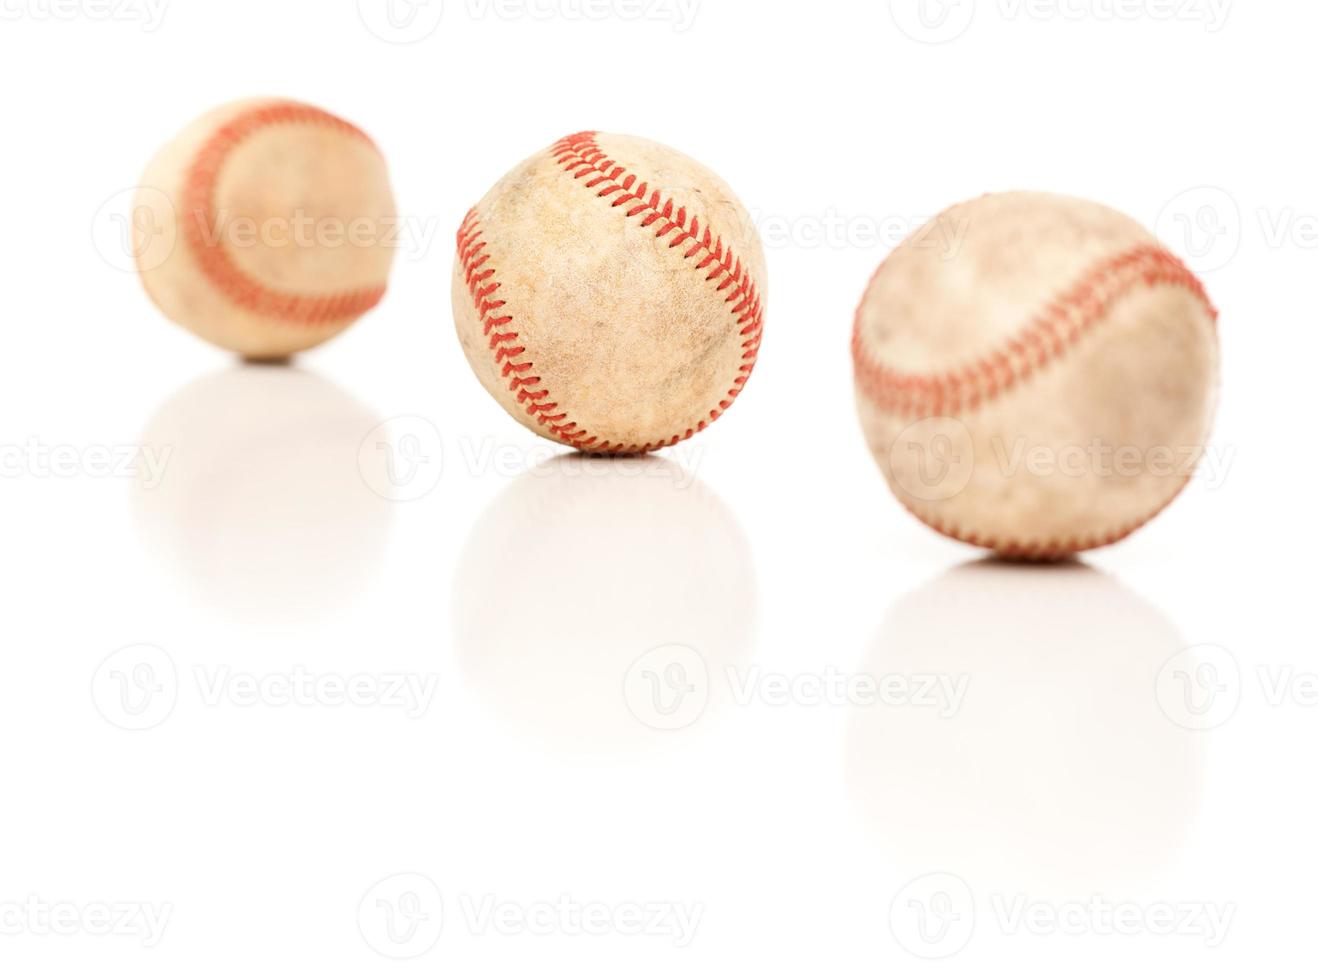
[852,192,1220,558]
[453,132,766,454]
[135,98,397,359]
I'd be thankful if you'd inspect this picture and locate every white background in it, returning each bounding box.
[0,0,1311,976]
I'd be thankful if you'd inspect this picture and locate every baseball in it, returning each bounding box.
[852,192,1220,558]
[452,132,767,454]
[135,98,397,360]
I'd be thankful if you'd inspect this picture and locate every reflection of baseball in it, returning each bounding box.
[452,132,767,454]
[134,367,392,622]
[453,456,756,753]
[136,99,397,359]
[847,562,1201,893]
[853,193,1220,558]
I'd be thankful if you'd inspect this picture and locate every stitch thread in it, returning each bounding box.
[894,481,1192,560]
[456,131,765,454]
[853,238,1219,556]
[182,102,388,325]
[853,244,1216,419]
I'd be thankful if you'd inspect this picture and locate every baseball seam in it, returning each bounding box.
[853,244,1217,418]
[182,102,388,326]
[894,479,1194,560]
[456,131,765,454]
[853,242,1219,557]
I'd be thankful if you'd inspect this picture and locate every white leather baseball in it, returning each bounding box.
[136,98,397,359]
[452,132,767,454]
[853,192,1220,558]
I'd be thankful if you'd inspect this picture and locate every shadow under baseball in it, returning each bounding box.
[453,453,757,756]
[846,559,1204,895]
[133,364,393,623]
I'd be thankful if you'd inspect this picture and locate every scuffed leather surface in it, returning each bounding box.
[854,192,1220,553]
[136,98,396,359]
[452,132,766,451]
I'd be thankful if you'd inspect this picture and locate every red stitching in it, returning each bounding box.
[895,479,1193,559]
[853,236,1219,556]
[853,244,1217,419]
[182,101,388,325]
[456,131,765,454]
